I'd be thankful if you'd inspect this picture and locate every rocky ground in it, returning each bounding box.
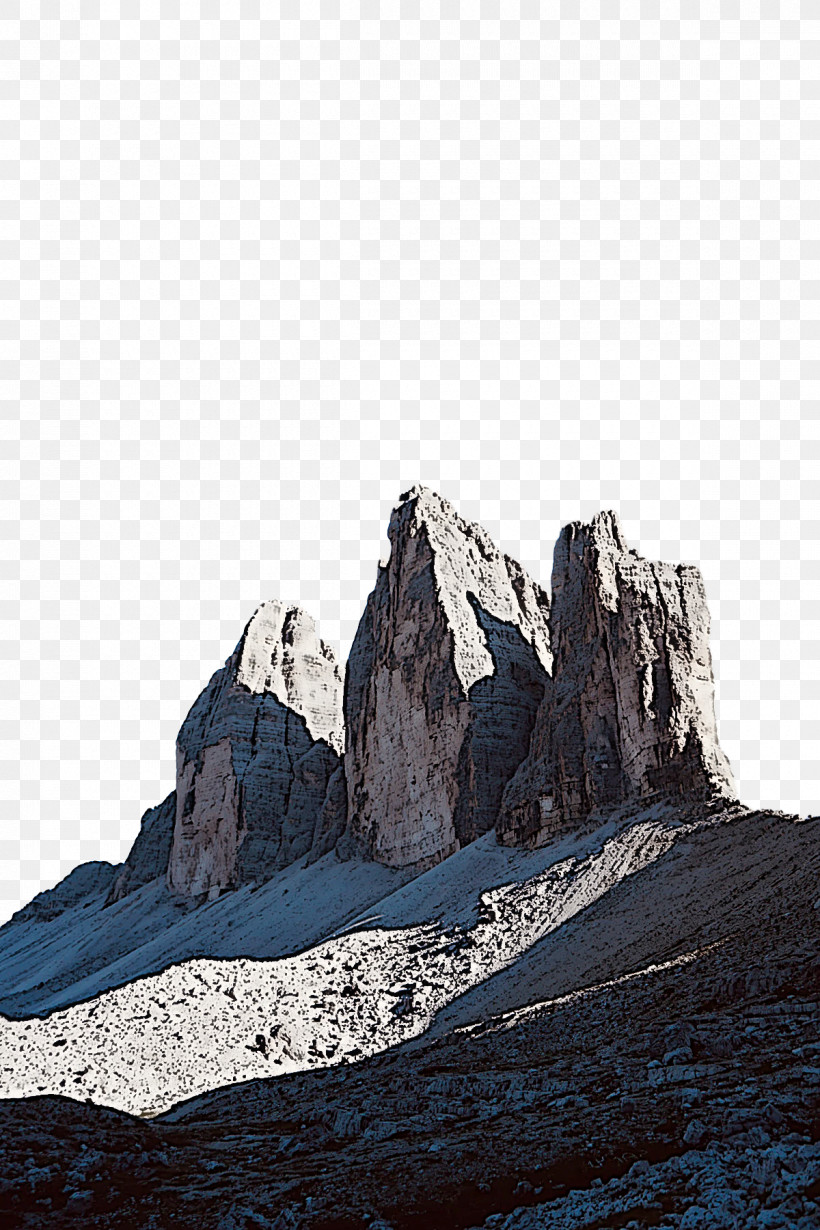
[2,831,819,1228]
[2,803,810,1122]
[0,806,687,1115]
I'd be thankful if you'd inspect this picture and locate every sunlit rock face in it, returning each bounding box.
[498,511,736,847]
[167,601,344,897]
[342,486,552,872]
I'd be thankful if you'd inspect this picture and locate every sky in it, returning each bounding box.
[2,4,817,922]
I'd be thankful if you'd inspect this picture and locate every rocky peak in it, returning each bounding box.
[341,486,552,872]
[34,500,740,909]
[498,511,736,846]
[166,600,344,898]
[391,486,552,688]
[234,601,343,755]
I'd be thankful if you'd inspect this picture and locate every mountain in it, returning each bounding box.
[0,599,349,1015]
[498,510,735,846]
[1,490,807,1230]
[340,485,552,870]
[0,493,737,1019]
[0,493,740,1017]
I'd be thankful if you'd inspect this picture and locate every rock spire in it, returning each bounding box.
[497,511,736,846]
[341,486,552,872]
[166,600,344,897]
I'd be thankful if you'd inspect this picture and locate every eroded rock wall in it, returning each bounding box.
[167,601,343,897]
[343,487,552,872]
[498,511,736,847]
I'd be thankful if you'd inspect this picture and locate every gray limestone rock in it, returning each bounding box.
[342,486,552,872]
[105,791,177,905]
[167,600,344,897]
[498,511,736,847]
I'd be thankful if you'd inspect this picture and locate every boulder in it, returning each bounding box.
[167,600,343,897]
[498,511,736,847]
[342,486,551,872]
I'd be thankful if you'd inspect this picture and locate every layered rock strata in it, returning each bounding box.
[498,511,736,847]
[166,601,344,897]
[342,486,552,872]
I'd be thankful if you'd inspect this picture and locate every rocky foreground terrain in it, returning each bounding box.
[2,802,819,1228]
[0,490,814,1227]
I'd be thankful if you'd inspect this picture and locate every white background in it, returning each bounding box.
[2,5,818,923]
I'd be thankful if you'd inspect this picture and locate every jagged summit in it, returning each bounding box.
[340,485,552,871]
[102,602,347,908]
[387,485,552,686]
[498,509,736,846]
[233,600,344,754]
[166,598,344,898]
[4,495,736,901]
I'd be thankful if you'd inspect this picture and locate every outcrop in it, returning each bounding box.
[166,600,344,897]
[498,511,736,847]
[105,791,176,904]
[2,496,737,909]
[3,804,818,1229]
[8,861,119,925]
[341,486,552,872]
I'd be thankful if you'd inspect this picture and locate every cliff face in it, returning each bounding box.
[166,601,344,898]
[497,511,736,847]
[342,487,552,872]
